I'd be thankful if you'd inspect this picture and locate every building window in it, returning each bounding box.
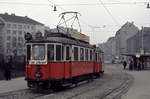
[74,47,78,61]
[18,31,22,35]
[13,24,17,28]
[18,43,23,48]
[12,37,17,41]
[18,49,23,54]
[12,42,16,47]
[7,42,11,48]
[66,47,70,60]
[18,37,23,42]
[7,30,11,35]
[7,24,11,28]
[7,36,11,41]
[48,44,54,61]
[24,25,26,29]
[31,26,34,30]
[18,25,22,29]
[13,31,16,35]
[27,26,30,29]
[85,49,88,61]
[80,48,84,61]
[56,45,62,61]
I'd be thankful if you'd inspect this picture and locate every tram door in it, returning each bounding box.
[64,45,72,79]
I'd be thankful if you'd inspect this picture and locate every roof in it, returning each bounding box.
[0,13,44,25]
[26,32,93,48]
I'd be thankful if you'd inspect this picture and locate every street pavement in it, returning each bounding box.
[0,77,27,94]
[0,64,133,99]
[122,69,150,99]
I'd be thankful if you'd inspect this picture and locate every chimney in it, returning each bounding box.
[4,12,8,15]
[11,13,15,16]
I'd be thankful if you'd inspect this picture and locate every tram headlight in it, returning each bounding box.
[35,72,43,78]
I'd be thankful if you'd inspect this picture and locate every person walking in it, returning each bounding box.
[4,56,12,80]
[129,60,133,70]
[123,61,127,69]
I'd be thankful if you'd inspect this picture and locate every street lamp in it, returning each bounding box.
[53,6,57,11]
[147,3,150,8]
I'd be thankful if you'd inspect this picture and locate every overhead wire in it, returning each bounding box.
[0,1,146,6]
[98,0,120,26]
[47,0,98,30]
[0,1,143,31]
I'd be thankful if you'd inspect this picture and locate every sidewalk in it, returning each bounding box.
[0,77,27,94]
[122,70,150,99]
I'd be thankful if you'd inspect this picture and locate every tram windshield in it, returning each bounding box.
[32,44,45,60]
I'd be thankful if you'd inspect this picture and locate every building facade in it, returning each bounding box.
[115,22,139,60]
[127,27,150,69]
[99,37,116,62]
[0,13,45,57]
[99,22,139,62]
[127,27,150,54]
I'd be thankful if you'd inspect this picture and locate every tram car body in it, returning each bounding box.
[25,32,104,89]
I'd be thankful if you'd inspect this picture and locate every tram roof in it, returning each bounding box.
[26,32,94,48]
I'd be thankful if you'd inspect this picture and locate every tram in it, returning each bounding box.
[25,31,104,89]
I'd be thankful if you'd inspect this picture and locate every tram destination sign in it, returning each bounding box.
[29,60,47,65]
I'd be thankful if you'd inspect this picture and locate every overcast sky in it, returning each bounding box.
[0,0,150,44]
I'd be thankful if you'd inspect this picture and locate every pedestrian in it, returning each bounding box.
[123,61,127,69]
[137,61,142,71]
[4,56,12,80]
[129,60,133,70]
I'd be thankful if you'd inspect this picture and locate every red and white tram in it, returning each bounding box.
[25,32,104,89]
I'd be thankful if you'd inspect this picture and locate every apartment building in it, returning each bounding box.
[0,13,45,57]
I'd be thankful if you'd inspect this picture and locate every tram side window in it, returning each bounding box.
[48,45,54,61]
[80,48,84,61]
[85,49,88,61]
[62,46,64,61]
[74,47,78,61]
[27,45,31,60]
[90,50,92,61]
[99,53,101,62]
[56,45,62,61]
[66,47,70,60]
[96,53,98,62]
[97,53,100,62]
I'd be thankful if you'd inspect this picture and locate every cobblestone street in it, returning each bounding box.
[0,64,133,99]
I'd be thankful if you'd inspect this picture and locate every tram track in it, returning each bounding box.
[0,64,133,99]
[99,73,133,99]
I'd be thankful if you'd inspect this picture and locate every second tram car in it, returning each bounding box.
[25,32,104,89]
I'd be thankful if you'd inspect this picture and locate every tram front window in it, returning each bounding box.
[33,44,45,60]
